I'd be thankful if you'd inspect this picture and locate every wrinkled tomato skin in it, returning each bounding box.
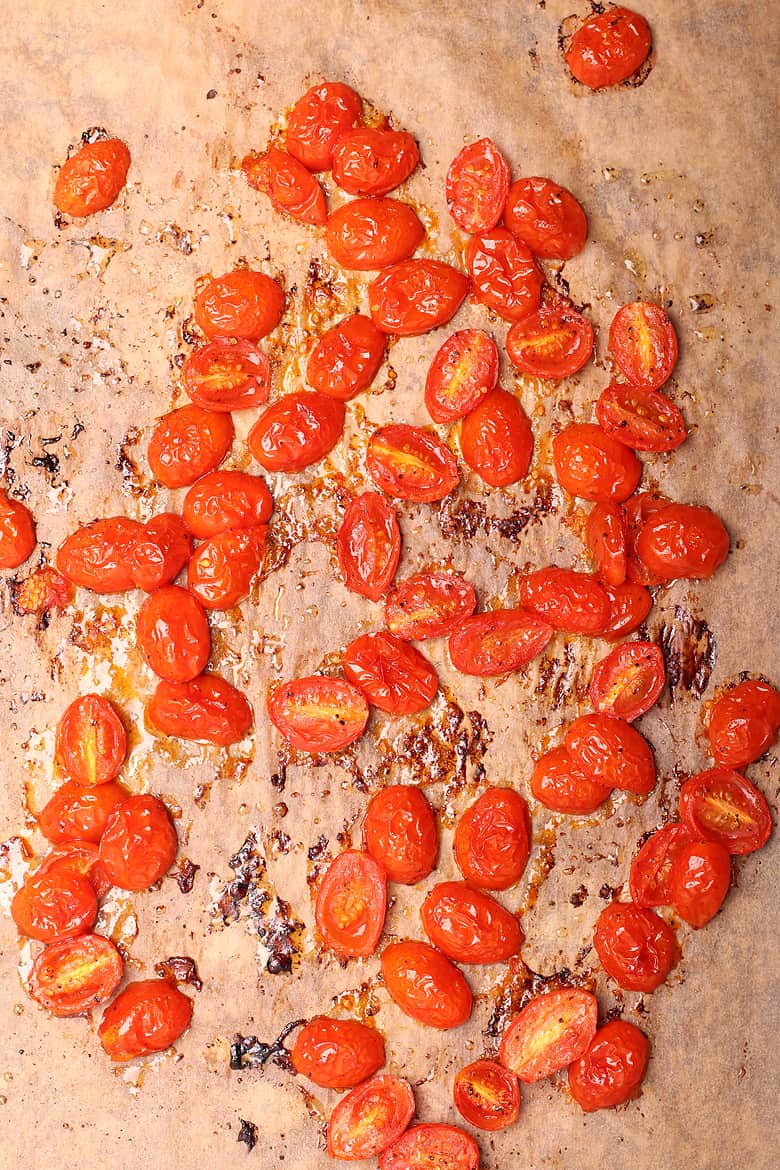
[137,585,211,682]
[55,694,127,786]
[344,631,438,716]
[530,746,612,814]
[553,422,642,503]
[268,676,369,753]
[337,492,400,601]
[326,1075,415,1161]
[519,566,610,634]
[56,516,143,593]
[385,570,477,641]
[446,137,511,234]
[367,424,459,502]
[453,1059,520,1133]
[499,988,598,1083]
[98,979,193,1061]
[148,673,253,746]
[36,841,112,900]
[678,769,772,856]
[381,940,473,1030]
[182,339,270,412]
[708,679,780,769]
[187,525,267,609]
[247,391,345,472]
[568,1020,651,1112]
[194,270,285,341]
[600,582,653,640]
[363,784,438,885]
[285,81,363,171]
[53,137,130,217]
[0,490,36,569]
[609,301,678,390]
[506,289,593,379]
[460,387,534,487]
[421,881,524,964]
[325,198,424,270]
[315,850,387,959]
[28,933,123,1017]
[242,147,327,226]
[585,502,628,587]
[596,382,687,452]
[99,794,178,892]
[449,609,553,677]
[466,228,544,322]
[291,1016,386,1090]
[425,329,499,423]
[11,870,98,942]
[668,839,731,928]
[503,177,588,260]
[629,823,693,908]
[306,314,386,400]
[38,780,126,845]
[565,7,652,89]
[126,514,193,592]
[369,259,469,336]
[13,565,73,616]
[331,128,420,196]
[182,471,273,539]
[594,901,679,992]
[454,787,531,890]
[565,713,656,794]
[379,1124,481,1170]
[589,641,666,721]
[636,503,729,581]
[148,405,234,489]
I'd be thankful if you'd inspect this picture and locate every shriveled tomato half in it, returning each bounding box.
[53,137,130,217]
[13,565,73,616]
[242,148,327,226]
[56,516,143,593]
[247,391,345,472]
[337,492,401,601]
[137,584,211,681]
[11,870,98,942]
[600,582,653,640]
[182,470,273,539]
[381,940,472,1030]
[367,424,459,501]
[194,270,285,341]
[594,901,679,992]
[55,694,126,786]
[148,405,234,489]
[331,128,420,196]
[678,769,772,855]
[421,881,523,964]
[369,259,469,336]
[708,679,780,769]
[506,289,593,379]
[553,422,642,503]
[38,780,126,845]
[636,503,729,581]
[585,501,628,587]
[530,746,612,815]
[363,784,438,885]
[668,839,731,929]
[609,301,677,390]
[326,1074,415,1161]
[453,787,531,890]
[504,177,588,260]
[126,513,193,592]
[379,1124,480,1170]
[325,198,424,270]
[466,228,544,322]
[385,570,477,641]
[565,713,656,794]
[454,1058,520,1132]
[183,339,270,411]
[446,136,511,233]
[99,794,178,891]
[0,489,36,569]
[291,1016,385,1090]
[315,850,387,959]
[28,933,123,1016]
[629,823,693,908]
[306,314,386,400]
[343,631,438,715]
[589,641,666,721]
[568,1020,650,1112]
[449,608,553,677]
[518,567,610,634]
[565,7,652,90]
[187,525,267,610]
[425,329,499,423]
[499,988,598,1083]
[268,676,369,753]
[460,387,534,487]
[148,673,253,746]
[285,81,363,172]
[596,382,687,452]
[36,841,112,900]
[98,979,193,1060]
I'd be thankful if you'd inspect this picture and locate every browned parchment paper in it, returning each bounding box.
[1,2,778,1168]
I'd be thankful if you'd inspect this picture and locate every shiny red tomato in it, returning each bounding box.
[13,565,73,617]
[596,382,687,452]
[315,850,387,958]
[11,870,98,942]
[268,676,369,752]
[98,794,177,891]
[453,1059,520,1132]
[56,516,143,593]
[668,839,731,928]
[565,7,652,89]
[367,423,459,501]
[182,339,270,411]
[28,933,123,1017]
[449,608,553,677]
[363,784,438,885]
[126,514,193,592]
[609,301,677,390]
[459,387,534,487]
[0,490,36,569]
[506,289,593,379]
[343,631,438,715]
[98,979,193,1060]
[530,746,612,814]
[636,503,729,581]
[421,881,523,964]
[600,581,653,640]
[584,501,628,587]
[425,329,499,423]
[285,81,363,171]
[385,570,477,640]
[466,228,544,322]
[331,128,420,196]
[306,314,386,400]
[504,177,588,260]
[454,787,531,890]
[518,566,610,634]
[678,769,772,855]
[194,270,285,340]
[708,679,780,769]
[499,988,598,1083]
[136,584,211,681]
[594,901,679,992]
[36,841,112,900]
[568,1020,650,1112]
[379,1124,480,1170]
[446,137,510,233]
[291,1016,385,1090]
[38,780,126,845]
[553,422,641,503]
[148,405,234,489]
[55,694,126,786]
[337,492,400,601]
[589,641,666,721]
[325,198,424,270]
[565,713,656,794]
[148,672,253,746]
[53,137,130,217]
[326,1075,415,1161]
[629,823,693,908]
[623,491,670,586]
[369,259,469,336]
[182,470,273,539]
[187,525,267,609]
[242,147,327,226]
[381,940,472,1030]
[247,391,344,472]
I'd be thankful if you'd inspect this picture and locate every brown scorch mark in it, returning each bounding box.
[658,606,717,699]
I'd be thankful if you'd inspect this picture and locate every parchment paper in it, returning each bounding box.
[1,2,778,1168]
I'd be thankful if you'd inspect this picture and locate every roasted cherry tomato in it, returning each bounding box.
[326,1075,415,1161]
[242,148,327,226]
[518,567,610,634]
[247,391,345,472]
[568,1020,650,1112]
[36,841,112,900]
[446,137,510,233]
[553,422,641,503]
[148,673,253,746]
[13,565,73,616]
[315,850,387,959]
[28,933,123,1017]
[506,289,593,379]
[454,787,531,890]
[331,128,420,196]
[668,839,731,928]
[425,329,499,423]
[367,424,459,501]
[565,7,652,89]
[609,301,677,390]
[636,503,729,581]
[56,516,143,593]
[369,259,469,336]
[187,525,267,609]
[98,794,177,891]
[136,585,211,681]
[379,1124,480,1170]
[182,339,270,411]
[421,881,523,964]
[596,382,686,452]
[589,641,666,721]
[53,136,130,217]
[337,492,400,602]
[385,570,477,641]
[125,514,193,592]
[466,228,544,322]
[629,823,693,908]
[585,501,628,587]
[459,387,534,487]
[194,270,285,340]
[11,870,98,942]
[363,784,438,885]
[98,979,193,1061]
[343,631,438,715]
[594,902,679,992]
[453,1058,520,1132]
[268,676,369,753]
[38,780,126,845]
[565,713,656,794]
[291,1016,385,1090]
[503,177,588,260]
[381,940,472,1030]
[0,489,36,569]
[148,405,234,489]
[285,81,363,171]
[678,768,772,855]
[55,694,126,786]
[623,490,670,586]
[182,470,273,539]
[530,746,612,814]
[600,581,653,640]
[499,988,598,1083]
[449,608,553,677]
[707,679,780,769]
[306,314,386,400]
[325,198,424,270]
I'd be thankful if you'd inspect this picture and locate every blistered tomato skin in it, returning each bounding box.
[506,289,593,380]
[315,850,387,959]
[36,841,112,900]
[636,503,729,581]
[449,609,553,677]
[98,979,193,1061]
[182,471,273,539]
[182,339,270,412]
[291,1016,385,1090]
[565,713,656,794]
[56,517,143,593]
[678,769,772,855]
[568,1020,651,1112]
[331,128,420,196]
[363,785,438,885]
[585,502,628,586]
[466,228,544,322]
[53,137,130,217]
[38,780,126,845]
[326,1075,415,1161]
[609,301,678,390]
[453,1059,520,1132]
[385,571,477,641]
[589,641,666,721]
[285,81,363,171]
[565,7,652,90]
[187,526,267,610]
[596,382,687,452]
[136,585,211,682]
[379,1124,480,1170]
[519,567,610,634]
[668,839,731,928]
[600,582,653,640]
[503,177,588,260]
[381,940,473,1030]
[55,694,127,786]
[337,492,401,601]
[99,794,178,892]
[446,136,511,233]
[530,746,612,815]
[194,270,285,340]
[421,881,524,964]
[460,387,534,487]
[148,673,253,746]
[306,314,386,400]
[369,259,469,336]
[126,514,193,592]
[325,199,424,270]
[707,679,780,769]
[425,329,499,423]
[242,148,328,225]
[148,405,234,489]
[0,490,36,569]
[629,823,693,908]
[11,870,98,943]
[553,422,642,503]
[594,901,679,992]
[499,988,598,1083]
[268,676,369,753]
[248,391,345,472]
[454,787,531,890]
[367,424,459,502]
[343,631,438,715]
[28,934,123,1017]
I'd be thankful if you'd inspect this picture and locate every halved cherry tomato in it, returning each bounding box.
[590,641,666,721]
[596,382,686,452]
[285,81,363,171]
[363,784,438,885]
[99,794,177,891]
[331,128,420,196]
[337,492,400,601]
[13,565,73,616]
[306,314,386,400]
[421,881,523,964]
[678,768,772,855]
[148,672,253,746]
[326,198,424,270]
[553,422,641,503]
[565,7,652,89]
[623,491,670,587]
[609,302,677,390]
[315,849,387,958]
[326,1074,415,1161]
[247,391,345,472]
[385,570,477,641]
[449,609,553,677]
[466,228,544,322]
[668,839,731,928]
[568,1020,650,1112]
[291,1016,385,1090]
[446,137,510,234]
[367,424,459,501]
[594,901,679,992]
[381,940,472,1030]
[55,694,126,786]
[459,388,534,487]
[565,713,656,794]
[629,823,693,908]
[36,841,112,900]
[137,585,210,681]
[182,339,270,411]
[636,503,729,581]
[38,780,126,845]
[11,870,98,942]
[194,270,285,340]
[0,489,36,569]
[425,329,499,423]
[187,525,267,609]
[53,137,130,217]
[28,933,123,1016]
[126,514,193,592]
[530,746,612,814]
[585,501,628,587]
[504,177,588,260]
[148,405,234,489]
[379,1124,480,1170]
[56,516,143,593]
[499,988,598,1083]
[268,676,369,752]
[98,979,193,1060]
[453,787,531,890]
[182,471,273,539]
[600,582,653,640]
[506,289,593,379]
[708,679,780,769]
[518,567,610,634]
[453,1058,520,1132]
[344,631,438,715]
[242,148,327,226]
[369,259,469,336]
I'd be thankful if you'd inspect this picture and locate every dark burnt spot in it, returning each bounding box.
[438,496,487,541]
[261,898,305,974]
[599,883,623,900]
[71,421,85,441]
[237,1118,258,1152]
[174,856,200,893]
[230,1019,303,1072]
[307,834,328,861]
[31,450,62,483]
[569,884,588,907]
[216,831,266,923]
[81,126,110,146]
[115,426,147,498]
[154,955,203,991]
[157,223,195,255]
[493,509,532,540]
[658,606,717,699]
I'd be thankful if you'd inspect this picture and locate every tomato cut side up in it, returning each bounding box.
[609,301,678,391]
[148,405,234,489]
[306,314,386,400]
[187,525,267,610]
[343,631,438,715]
[326,1074,415,1161]
[98,979,193,1060]
[596,382,687,452]
[325,198,424,270]
[636,503,729,581]
[337,492,401,602]
[268,676,369,753]
[565,7,652,90]
[421,881,523,964]
[247,391,345,472]
[285,81,363,172]
[99,794,178,891]
[137,584,211,682]
[56,516,143,593]
[629,823,693,908]
[385,570,477,641]
[126,513,193,592]
[367,424,459,502]
[518,567,610,634]
[499,987,598,1083]
[13,565,73,616]
[315,850,387,959]
[381,940,472,1030]
[460,387,534,487]
[565,713,656,794]
[594,901,679,992]
[678,768,772,855]
[379,1124,481,1170]
[454,1058,520,1132]
[242,148,327,226]
[0,489,36,569]
[55,694,126,786]
[53,137,130,217]
[466,228,544,322]
[363,784,438,885]
[369,259,469,336]
[182,470,273,539]
[707,679,780,769]
[38,780,126,845]
[589,640,666,721]
[553,422,642,503]
[291,1016,385,1090]
[449,608,553,677]
[425,329,499,423]
[194,269,286,340]
[331,128,420,197]
[28,933,123,1017]
[183,339,270,411]
[530,746,612,815]
[148,673,253,746]
[503,177,588,260]
[668,839,731,928]
[585,501,628,587]
[11,870,98,943]
[568,1020,650,1112]
[446,136,511,233]
[453,787,531,890]
[506,289,593,379]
